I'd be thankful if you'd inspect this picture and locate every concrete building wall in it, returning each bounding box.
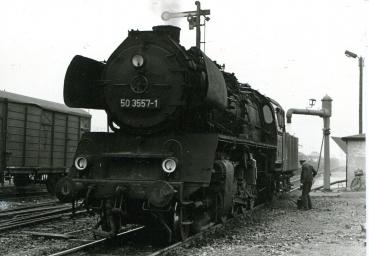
[346,140,366,190]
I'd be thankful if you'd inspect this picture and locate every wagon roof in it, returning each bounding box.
[341,134,366,141]
[0,90,91,117]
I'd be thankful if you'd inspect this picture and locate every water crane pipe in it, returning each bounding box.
[286,95,332,190]
[286,109,330,123]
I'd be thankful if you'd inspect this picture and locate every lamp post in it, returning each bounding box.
[345,50,364,134]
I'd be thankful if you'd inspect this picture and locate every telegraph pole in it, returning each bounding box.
[195,1,201,49]
[359,56,363,134]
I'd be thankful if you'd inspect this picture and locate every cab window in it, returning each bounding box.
[263,105,274,124]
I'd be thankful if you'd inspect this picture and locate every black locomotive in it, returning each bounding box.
[56,25,298,242]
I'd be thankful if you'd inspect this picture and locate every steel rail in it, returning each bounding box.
[312,179,346,191]
[47,226,146,256]
[0,204,69,219]
[147,203,266,256]
[290,178,300,183]
[0,210,86,232]
[0,206,72,226]
[0,200,59,214]
[0,214,65,232]
[289,187,300,192]
[0,191,50,200]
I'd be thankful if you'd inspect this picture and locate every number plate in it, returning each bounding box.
[120,98,160,109]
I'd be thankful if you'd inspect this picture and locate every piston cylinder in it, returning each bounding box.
[55,177,84,202]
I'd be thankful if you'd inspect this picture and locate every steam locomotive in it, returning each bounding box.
[56,25,298,242]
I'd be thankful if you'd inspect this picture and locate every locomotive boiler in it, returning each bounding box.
[56,25,298,242]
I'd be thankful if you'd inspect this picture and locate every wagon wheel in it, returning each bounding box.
[13,174,30,187]
[172,202,190,242]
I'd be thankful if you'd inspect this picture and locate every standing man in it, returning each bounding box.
[300,159,317,210]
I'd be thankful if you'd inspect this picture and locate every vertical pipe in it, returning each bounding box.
[322,95,332,191]
[195,1,201,49]
[345,144,348,188]
[359,57,363,134]
[323,117,330,190]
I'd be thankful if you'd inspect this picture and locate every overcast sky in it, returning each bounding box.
[1,0,368,159]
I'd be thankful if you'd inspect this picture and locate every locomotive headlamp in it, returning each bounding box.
[162,157,178,174]
[74,156,88,171]
[132,55,144,68]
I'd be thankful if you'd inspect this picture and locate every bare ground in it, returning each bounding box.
[169,190,366,256]
[0,190,365,256]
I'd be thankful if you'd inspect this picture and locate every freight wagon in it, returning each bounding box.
[0,91,91,193]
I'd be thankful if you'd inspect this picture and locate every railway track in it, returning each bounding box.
[289,177,301,192]
[47,226,146,256]
[2,179,306,256]
[1,184,299,256]
[42,202,267,256]
[0,201,85,232]
[0,184,50,200]
[147,202,267,256]
[0,191,50,200]
[0,201,64,218]
[0,200,59,214]
[32,183,298,256]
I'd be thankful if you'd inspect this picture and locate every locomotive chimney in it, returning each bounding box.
[153,25,181,43]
